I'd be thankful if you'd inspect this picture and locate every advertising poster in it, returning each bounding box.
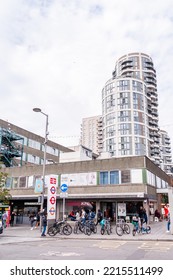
[118,203,126,216]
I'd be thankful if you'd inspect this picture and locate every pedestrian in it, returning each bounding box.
[29,212,36,230]
[138,206,146,225]
[164,204,169,220]
[96,209,103,225]
[81,208,86,224]
[68,210,76,221]
[88,210,95,220]
[41,212,47,237]
[143,208,148,225]
[10,211,15,227]
[35,212,40,228]
[2,212,7,228]
[166,212,171,233]
[75,210,80,221]
[154,209,161,222]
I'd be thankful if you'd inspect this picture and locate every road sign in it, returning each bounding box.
[60,192,68,198]
[50,196,56,205]
[50,186,56,194]
[49,207,55,215]
[60,183,68,192]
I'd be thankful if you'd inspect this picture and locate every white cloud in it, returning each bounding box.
[0,0,173,148]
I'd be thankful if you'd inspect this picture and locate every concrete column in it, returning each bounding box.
[96,201,100,213]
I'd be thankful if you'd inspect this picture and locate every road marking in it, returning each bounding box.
[93,240,127,250]
[138,242,172,252]
[40,251,83,257]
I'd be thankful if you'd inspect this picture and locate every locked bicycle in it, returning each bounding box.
[100,218,111,235]
[73,219,85,234]
[48,219,72,236]
[115,219,130,236]
[132,216,151,236]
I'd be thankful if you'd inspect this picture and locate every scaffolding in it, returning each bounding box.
[0,128,24,167]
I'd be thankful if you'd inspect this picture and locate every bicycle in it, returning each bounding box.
[48,219,72,236]
[84,219,97,235]
[73,219,85,234]
[132,217,151,236]
[100,218,111,235]
[115,219,130,236]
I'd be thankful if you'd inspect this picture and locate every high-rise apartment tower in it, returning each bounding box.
[102,52,169,166]
[80,116,103,154]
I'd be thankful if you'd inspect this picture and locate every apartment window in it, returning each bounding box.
[100,172,108,185]
[106,139,116,153]
[118,110,131,122]
[117,92,130,109]
[106,94,115,109]
[134,111,144,123]
[117,80,130,90]
[132,80,143,92]
[106,125,115,137]
[134,123,145,136]
[106,113,116,124]
[135,137,146,155]
[121,170,131,183]
[133,92,144,110]
[118,123,131,135]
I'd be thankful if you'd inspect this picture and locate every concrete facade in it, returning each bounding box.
[1,155,171,223]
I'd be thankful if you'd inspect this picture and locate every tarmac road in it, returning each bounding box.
[0,220,173,260]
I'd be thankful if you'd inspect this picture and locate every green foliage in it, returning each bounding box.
[0,166,11,204]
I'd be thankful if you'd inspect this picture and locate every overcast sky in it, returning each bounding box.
[1,0,173,147]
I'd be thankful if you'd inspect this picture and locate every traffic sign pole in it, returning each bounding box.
[63,197,65,221]
[60,184,68,220]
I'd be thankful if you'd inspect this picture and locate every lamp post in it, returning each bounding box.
[33,108,49,218]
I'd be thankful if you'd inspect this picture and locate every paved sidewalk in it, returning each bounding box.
[0,220,173,244]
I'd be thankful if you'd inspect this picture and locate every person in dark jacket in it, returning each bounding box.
[96,209,103,225]
[41,213,47,237]
[138,206,148,225]
[10,212,15,227]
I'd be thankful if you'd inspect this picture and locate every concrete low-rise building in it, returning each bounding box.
[1,155,171,224]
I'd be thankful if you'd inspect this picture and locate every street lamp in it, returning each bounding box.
[33,108,49,217]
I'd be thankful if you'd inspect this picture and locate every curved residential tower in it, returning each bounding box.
[102,52,161,165]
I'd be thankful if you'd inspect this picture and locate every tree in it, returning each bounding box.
[0,166,11,204]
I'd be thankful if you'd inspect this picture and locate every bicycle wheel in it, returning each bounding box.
[73,222,79,234]
[101,226,105,235]
[84,226,91,236]
[47,226,58,236]
[146,226,151,234]
[79,223,85,233]
[106,226,111,235]
[93,224,97,234]
[63,224,72,235]
[124,224,130,234]
[116,224,123,236]
[132,228,136,236]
